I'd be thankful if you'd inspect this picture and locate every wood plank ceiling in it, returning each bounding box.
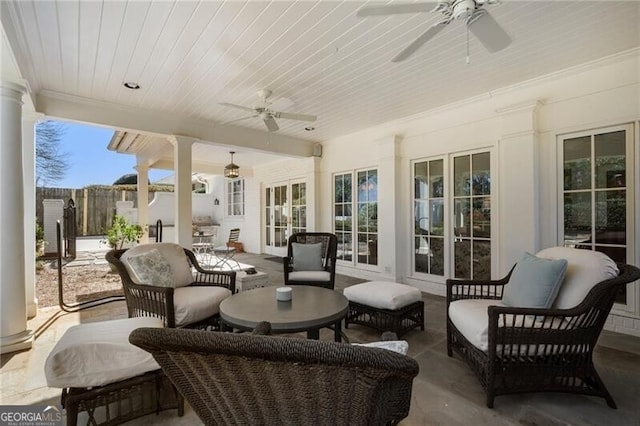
[4,1,640,143]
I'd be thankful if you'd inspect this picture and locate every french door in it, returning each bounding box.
[412,150,492,280]
[264,180,307,256]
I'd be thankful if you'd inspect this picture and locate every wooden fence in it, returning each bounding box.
[36,187,157,236]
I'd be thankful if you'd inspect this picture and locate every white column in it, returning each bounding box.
[169,136,195,248]
[0,81,33,354]
[496,100,542,275]
[22,112,43,318]
[376,135,402,281]
[135,163,150,243]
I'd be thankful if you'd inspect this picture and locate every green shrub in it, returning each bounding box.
[104,215,145,249]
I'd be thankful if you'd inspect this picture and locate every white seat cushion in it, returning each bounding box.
[288,271,331,282]
[121,243,194,288]
[45,317,162,388]
[343,281,422,310]
[173,286,232,327]
[448,299,503,352]
[449,299,572,353]
[536,247,619,309]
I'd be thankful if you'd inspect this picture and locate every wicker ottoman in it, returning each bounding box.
[45,317,184,426]
[235,270,271,292]
[344,281,425,337]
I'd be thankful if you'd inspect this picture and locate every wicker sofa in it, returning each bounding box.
[106,243,235,329]
[446,247,640,408]
[130,324,419,425]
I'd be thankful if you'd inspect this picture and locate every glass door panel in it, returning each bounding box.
[264,181,306,257]
[452,152,491,280]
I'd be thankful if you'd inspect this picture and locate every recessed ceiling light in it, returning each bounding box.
[123,82,140,90]
[304,126,315,131]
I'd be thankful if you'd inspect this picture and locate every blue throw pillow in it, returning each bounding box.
[502,252,568,309]
[292,242,323,271]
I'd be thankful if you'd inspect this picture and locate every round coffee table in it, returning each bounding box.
[219,286,348,341]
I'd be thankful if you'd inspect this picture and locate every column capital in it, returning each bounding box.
[496,99,543,139]
[167,135,197,146]
[134,163,150,172]
[0,80,26,93]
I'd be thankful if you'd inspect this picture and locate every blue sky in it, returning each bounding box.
[50,121,171,188]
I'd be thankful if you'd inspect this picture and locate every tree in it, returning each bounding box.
[113,173,150,185]
[36,120,69,186]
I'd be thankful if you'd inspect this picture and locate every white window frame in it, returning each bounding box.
[556,123,636,315]
[332,168,379,270]
[410,156,447,279]
[226,178,244,217]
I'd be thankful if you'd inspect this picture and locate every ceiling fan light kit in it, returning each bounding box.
[357,0,511,62]
[221,89,317,132]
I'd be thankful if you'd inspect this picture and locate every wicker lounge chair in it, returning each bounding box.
[284,232,338,289]
[129,324,419,425]
[446,247,640,408]
[106,243,235,329]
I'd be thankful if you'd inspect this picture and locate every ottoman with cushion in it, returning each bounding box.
[344,281,425,337]
[45,317,184,426]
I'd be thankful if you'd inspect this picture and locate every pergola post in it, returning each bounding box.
[136,163,150,244]
[168,135,195,248]
[22,112,43,318]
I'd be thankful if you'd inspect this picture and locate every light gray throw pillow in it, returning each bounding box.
[292,242,323,271]
[502,252,568,309]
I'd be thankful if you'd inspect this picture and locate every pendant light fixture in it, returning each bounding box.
[224,151,240,178]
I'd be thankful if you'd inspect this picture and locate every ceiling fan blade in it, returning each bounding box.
[468,10,511,53]
[222,115,257,125]
[392,21,448,62]
[219,102,256,113]
[357,2,435,17]
[274,111,317,122]
[263,116,279,132]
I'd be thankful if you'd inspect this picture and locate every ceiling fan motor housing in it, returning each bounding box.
[452,0,477,20]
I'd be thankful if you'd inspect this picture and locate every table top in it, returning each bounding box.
[219,286,348,333]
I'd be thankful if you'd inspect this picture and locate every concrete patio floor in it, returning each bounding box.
[2,252,640,425]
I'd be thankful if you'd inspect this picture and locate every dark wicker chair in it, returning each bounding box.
[129,324,419,426]
[446,262,640,408]
[106,244,235,329]
[283,232,338,289]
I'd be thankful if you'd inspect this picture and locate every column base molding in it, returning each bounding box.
[1,330,34,354]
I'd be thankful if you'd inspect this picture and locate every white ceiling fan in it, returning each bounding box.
[357,0,511,62]
[220,89,317,132]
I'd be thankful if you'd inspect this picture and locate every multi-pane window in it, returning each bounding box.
[453,152,491,280]
[291,182,307,235]
[334,169,378,266]
[413,159,445,275]
[357,170,378,265]
[561,127,631,304]
[226,178,244,216]
[334,174,353,261]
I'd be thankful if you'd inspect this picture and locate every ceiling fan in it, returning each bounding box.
[357,0,511,62]
[220,89,317,132]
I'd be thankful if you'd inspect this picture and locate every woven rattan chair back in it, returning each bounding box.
[284,232,338,289]
[130,327,419,426]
